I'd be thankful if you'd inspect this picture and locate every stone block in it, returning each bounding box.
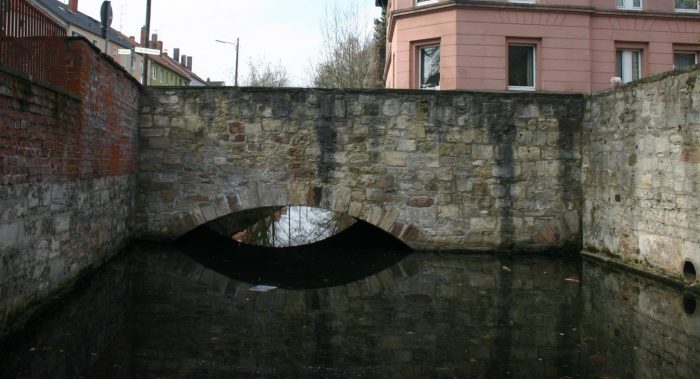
[54,213,71,233]
[0,222,21,248]
[397,139,417,152]
[472,144,494,160]
[407,197,434,208]
[262,119,283,132]
[438,205,459,219]
[163,152,182,165]
[139,128,164,137]
[382,152,407,167]
[154,115,169,127]
[244,121,262,135]
[382,99,401,117]
[148,137,170,150]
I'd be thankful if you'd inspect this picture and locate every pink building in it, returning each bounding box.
[378,0,700,92]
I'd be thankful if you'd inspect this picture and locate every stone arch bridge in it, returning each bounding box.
[136,88,584,251]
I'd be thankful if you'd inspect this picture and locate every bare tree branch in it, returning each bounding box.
[245,57,290,87]
[311,2,383,89]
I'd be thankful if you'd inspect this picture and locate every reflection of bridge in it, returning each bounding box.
[136,88,584,251]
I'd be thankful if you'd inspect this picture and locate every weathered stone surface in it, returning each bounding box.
[583,67,700,280]
[137,88,584,251]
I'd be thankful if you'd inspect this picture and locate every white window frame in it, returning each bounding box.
[418,44,440,90]
[617,0,642,10]
[507,44,536,92]
[508,0,536,4]
[416,0,438,6]
[152,66,157,80]
[674,51,698,69]
[617,49,642,83]
[675,0,700,13]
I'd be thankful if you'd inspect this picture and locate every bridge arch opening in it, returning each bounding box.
[175,205,412,289]
[185,205,411,250]
[223,206,356,248]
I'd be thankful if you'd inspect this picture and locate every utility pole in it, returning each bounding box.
[215,38,240,86]
[142,0,152,85]
[235,37,239,87]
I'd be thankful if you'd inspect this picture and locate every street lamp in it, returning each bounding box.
[215,38,240,87]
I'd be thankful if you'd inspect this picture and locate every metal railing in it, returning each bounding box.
[0,0,67,87]
[1,0,65,37]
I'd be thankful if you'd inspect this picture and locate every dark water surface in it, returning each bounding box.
[1,244,699,379]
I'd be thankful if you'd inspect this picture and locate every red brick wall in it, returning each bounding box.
[0,38,140,185]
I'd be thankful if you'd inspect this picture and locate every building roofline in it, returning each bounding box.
[33,0,136,49]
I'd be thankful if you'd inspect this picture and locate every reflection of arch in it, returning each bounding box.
[169,184,424,249]
[177,218,412,289]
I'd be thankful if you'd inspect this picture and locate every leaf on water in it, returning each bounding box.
[565,277,581,283]
[249,285,277,292]
[501,266,512,272]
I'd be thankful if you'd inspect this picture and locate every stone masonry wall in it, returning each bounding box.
[137,88,584,251]
[0,39,140,336]
[583,67,700,280]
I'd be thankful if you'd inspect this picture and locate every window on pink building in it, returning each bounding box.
[416,0,438,6]
[676,0,700,12]
[508,44,536,91]
[616,49,642,83]
[675,51,698,69]
[419,45,440,89]
[617,0,642,10]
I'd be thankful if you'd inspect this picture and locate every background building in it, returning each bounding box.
[32,0,207,86]
[379,0,700,92]
[33,0,146,82]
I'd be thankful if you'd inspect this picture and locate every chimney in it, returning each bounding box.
[157,41,163,53]
[150,33,158,48]
[140,27,147,45]
[173,48,180,63]
[186,56,192,71]
[68,0,78,12]
[180,54,187,66]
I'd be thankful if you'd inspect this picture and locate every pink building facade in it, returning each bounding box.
[380,0,700,92]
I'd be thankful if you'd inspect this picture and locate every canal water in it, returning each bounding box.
[1,227,699,378]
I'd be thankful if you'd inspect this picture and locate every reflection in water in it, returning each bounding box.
[215,206,356,248]
[580,261,700,379]
[177,219,411,289]
[1,246,699,378]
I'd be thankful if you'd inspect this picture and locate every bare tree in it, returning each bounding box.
[245,57,290,87]
[372,7,387,87]
[311,2,382,89]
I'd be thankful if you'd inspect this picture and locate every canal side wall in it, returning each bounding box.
[0,39,140,335]
[137,89,585,252]
[583,67,700,281]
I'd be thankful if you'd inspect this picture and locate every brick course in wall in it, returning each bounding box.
[0,38,140,336]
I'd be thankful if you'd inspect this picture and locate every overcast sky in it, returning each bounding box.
[70,0,381,86]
